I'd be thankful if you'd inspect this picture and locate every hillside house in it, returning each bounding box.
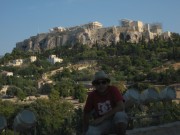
[1,71,13,76]
[13,59,23,66]
[30,56,37,62]
[48,55,63,64]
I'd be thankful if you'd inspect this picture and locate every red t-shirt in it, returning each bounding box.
[84,85,123,118]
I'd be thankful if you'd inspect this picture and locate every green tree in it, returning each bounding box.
[30,99,75,135]
[58,78,74,97]
[74,84,87,103]
[49,90,60,101]
[24,86,38,96]
[6,86,19,97]
[40,83,53,94]
[16,88,26,101]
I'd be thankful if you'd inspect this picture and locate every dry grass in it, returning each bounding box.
[152,62,180,73]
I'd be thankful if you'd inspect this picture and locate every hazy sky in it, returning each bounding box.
[0,0,180,56]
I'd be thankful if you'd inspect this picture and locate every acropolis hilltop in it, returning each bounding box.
[16,19,171,52]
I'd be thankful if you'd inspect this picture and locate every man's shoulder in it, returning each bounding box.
[108,85,122,95]
[88,90,97,96]
[108,85,119,91]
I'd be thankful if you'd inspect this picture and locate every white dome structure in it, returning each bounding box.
[0,116,7,132]
[123,88,140,108]
[140,88,159,103]
[159,87,176,101]
[13,110,36,133]
[123,88,140,102]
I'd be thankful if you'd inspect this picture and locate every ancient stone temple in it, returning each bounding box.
[16,19,171,53]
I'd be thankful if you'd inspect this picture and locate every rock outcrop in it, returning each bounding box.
[16,19,171,53]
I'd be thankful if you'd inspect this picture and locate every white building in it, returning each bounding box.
[132,21,144,32]
[1,71,13,76]
[162,31,171,39]
[82,21,103,29]
[90,21,103,28]
[30,56,37,62]
[150,23,162,35]
[120,19,133,27]
[49,27,66,33]
[13,59,23,66]
[48,55,63,64]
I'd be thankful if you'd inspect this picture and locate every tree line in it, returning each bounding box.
[0,33,180,134]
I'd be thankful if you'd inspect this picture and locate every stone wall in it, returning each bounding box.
[126,121,180,135]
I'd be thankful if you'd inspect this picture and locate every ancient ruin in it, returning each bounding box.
[16,19,171,52]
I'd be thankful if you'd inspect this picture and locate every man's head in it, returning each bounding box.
[92,71,110,93]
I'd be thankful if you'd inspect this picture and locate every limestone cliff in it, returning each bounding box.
[16,20,171,52]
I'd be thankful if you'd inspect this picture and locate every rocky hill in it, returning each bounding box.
[16,19,171,53]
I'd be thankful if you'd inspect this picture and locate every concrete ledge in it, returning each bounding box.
[126,121,180,135]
